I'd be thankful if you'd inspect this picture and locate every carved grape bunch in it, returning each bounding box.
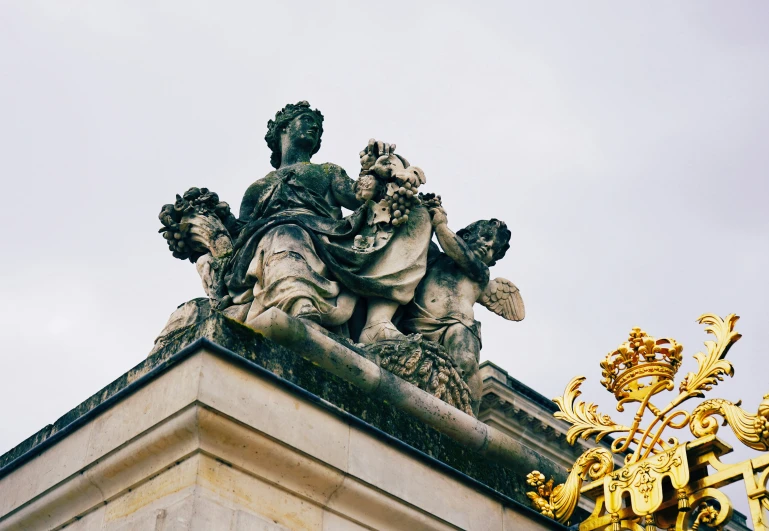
[387,176,421,227]
[418,192,442,210]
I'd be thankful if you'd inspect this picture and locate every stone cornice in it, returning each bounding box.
[1,321,569,529]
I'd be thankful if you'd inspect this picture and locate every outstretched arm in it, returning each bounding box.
[430,208,490,285]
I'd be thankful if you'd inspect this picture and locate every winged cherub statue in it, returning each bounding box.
[400,201,525,413]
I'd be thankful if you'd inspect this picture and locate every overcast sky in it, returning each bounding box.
[1,0,768,517]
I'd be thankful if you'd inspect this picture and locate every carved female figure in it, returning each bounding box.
[224,102,432,343]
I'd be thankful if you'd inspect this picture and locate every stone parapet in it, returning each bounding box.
[0,313,565,530]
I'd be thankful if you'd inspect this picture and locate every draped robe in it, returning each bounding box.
[224,162,432,329]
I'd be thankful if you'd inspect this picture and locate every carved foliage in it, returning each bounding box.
[690,396,769,451]
[526,447,614,524]
[679,313,740,397]
[553,376,630,445]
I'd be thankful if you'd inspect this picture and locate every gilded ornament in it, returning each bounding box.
[525,313,769,531]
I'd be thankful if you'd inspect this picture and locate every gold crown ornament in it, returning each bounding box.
[526,314,769,531]
[600,327,683,407]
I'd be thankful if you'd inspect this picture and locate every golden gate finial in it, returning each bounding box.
[526,313,769,530]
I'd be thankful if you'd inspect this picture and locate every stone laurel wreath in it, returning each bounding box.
[158,187,239,262]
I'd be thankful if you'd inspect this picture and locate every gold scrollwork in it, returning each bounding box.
[690,396,769,451]
[676,488,733,531]
[605,444,688,516]
[678,314,740,398]
[524,313,769,529]
[526,447,614,524]
[553,376,630,445]
[551,313,743,466]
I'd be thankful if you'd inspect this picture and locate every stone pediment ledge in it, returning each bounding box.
[0,308,566,530]
[479,362,600,456]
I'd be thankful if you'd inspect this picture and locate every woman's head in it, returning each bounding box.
[265,101,324,169]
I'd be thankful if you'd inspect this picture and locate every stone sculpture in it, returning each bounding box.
[401,204,525,411]
[155,101,525,417]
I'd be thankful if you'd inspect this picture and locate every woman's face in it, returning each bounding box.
[283,113,320,150]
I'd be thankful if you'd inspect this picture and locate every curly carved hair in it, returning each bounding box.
[456,219,511,266]
[265,101,324,169]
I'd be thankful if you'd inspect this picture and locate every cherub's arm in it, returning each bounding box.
[430,208,490,285]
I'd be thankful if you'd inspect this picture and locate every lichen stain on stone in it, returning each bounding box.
[198,458,317,531]
[105,458,196,522]
[3,311,567,506]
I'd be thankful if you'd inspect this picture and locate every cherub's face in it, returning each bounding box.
[467,225,499,265]
[371,154,406,179]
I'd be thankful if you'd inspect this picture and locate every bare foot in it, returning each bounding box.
[290,297,321,323]
[358,320,405,344]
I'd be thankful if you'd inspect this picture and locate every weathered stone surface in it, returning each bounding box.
[153,101,527,411]
[401,214,524,411]
[365,335,474,416]
[1,321,566,530]
[1,312,565,510]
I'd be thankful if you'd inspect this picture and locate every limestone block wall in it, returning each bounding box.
[0,338,564,531]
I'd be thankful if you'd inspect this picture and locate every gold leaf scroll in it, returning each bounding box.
[678,314,740,398]
[549,447,614,523]
[690,397,769,452]
[554,376,630,445]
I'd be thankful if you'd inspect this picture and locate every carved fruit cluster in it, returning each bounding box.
[418,192,442,210]
[158,187,237,261]
[386,177,421,227]
[755,415,769,440]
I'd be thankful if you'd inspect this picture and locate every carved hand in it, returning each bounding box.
[393,168,424,188]
[429,206,448,227]
[184,212,233,259]
[359,138,396,171]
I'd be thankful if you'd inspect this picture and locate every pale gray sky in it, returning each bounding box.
[1,0,768,517]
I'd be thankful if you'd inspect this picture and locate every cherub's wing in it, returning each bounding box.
[479,278,525,321]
